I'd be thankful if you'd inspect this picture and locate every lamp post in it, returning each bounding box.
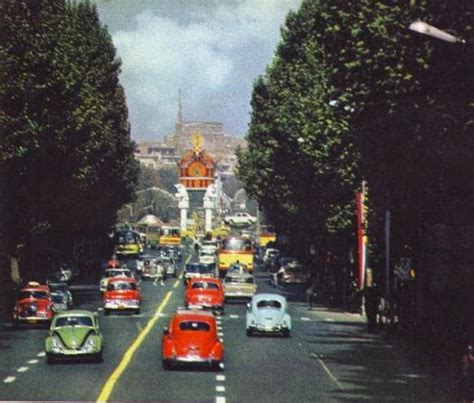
[409,20,466,44]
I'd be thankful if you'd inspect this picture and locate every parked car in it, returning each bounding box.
[51,292,69,312]
[246,293,291,337]
[13,283,54,328]
[162,309,223,370]
[223,271,257,302]
[223,212,257,226]
[185,278,224,314]
[45,310,103,364]
[183,263,216,285]
[103,277,141,315]
[162,256,178,279]
[263,248,280,270]
[274,261,308,287]
[99,268,134,292]
[47,282,73,308]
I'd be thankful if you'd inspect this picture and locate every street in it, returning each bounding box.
[0,253,448,402]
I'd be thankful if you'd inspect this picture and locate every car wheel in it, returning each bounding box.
[283,329,291,338]
[135,308,140,315]
[104,309,110,316]
[173,272,178,278]
[95,351,104,363]
[162,359,172,370]
[246,328,253,337]
[229,220,234,226]
[14,319,20,330]
[212,360,222,371]
[46,353,56,365]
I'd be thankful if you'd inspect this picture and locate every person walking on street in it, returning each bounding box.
[154,259,165,286]
[306,277,317,310]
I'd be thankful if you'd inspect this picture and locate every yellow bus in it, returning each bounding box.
[217,237,254,276]
[159,226,181,247]
[114,230,143,257]
[258,225,276,247]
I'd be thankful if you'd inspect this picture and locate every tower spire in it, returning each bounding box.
[177,89,183,123]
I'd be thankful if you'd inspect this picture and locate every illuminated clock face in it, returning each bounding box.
[189,162,205,177]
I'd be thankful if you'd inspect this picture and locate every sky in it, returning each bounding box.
[93,0,302,142]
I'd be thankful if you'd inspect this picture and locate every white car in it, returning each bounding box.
[199,250,217,265]
[246,293,291,337]
[224,212,257,226]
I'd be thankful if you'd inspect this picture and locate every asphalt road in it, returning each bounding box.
[0,251,449,402]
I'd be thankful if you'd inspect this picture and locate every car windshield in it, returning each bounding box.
[55,316,93,327]
[256,300,282,309]
[105,270,130,278]
[107,282,137,291]
[179,321,210,331]
[52,294,66,303]
[18,291,49,300]
[191,282,219,290]
[221,238,252,251]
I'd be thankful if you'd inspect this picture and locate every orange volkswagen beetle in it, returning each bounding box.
[162,309,223,370]
[185,278,224,314]
[13,282,54,328]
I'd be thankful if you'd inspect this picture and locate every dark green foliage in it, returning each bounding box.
[1,0,138,274]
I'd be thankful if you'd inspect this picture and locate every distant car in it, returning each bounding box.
[201,240,219,253]
[223,212,257,226]
[163,246,182,262]
[162,309,223,370]
[45,310,103,364]
[162,256,178,278]
[246,293,291,337]
[185,278,224,313]
[138,255,158,280]
[224,271,257,302]
[48,282,73,308]
[103,277,141,315]
[228,262,249,274]
[13,284,54,328]
[263,248,280,267]
[274,260,308,287]
[100,268,134,292]
[183,263,216,285]
[51,292,69,312]
[199,250,217,266]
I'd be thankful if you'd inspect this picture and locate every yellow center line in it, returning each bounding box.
[96,291,173,402]
[310,353,344,390]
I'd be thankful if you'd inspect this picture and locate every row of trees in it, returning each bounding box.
[0,0,139,306]
[238,0,473,364]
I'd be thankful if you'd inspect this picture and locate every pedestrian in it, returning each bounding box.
[305,279,317,310]
[460,343,474,402]
[154,259,165,286]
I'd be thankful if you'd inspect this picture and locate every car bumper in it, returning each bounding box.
[248,325,290,334]
[104,302,140,310]
[164,356,221,367]
[187,302,224,312]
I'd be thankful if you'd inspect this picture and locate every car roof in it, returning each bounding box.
[251,293,286,303]
[188,277,220,284]
[174,309,215,321]
[108,277,136,283]
[54,309,95,318]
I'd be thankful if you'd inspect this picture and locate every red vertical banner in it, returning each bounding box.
[356,192,367,290]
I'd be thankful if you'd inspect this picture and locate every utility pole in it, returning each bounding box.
[385,210,391,301]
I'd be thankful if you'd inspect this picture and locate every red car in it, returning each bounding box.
[162,309,224,369]
[103,277,141,315]
[13,282,54,328]
[185,278,224,313]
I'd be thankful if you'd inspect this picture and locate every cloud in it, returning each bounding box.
[98,0,302,140]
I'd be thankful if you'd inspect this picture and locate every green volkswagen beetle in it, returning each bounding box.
[45,310,103,364]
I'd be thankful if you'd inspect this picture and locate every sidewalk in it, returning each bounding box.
[298,302,455,402]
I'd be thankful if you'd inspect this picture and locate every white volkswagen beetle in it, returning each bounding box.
[246,293,291,337]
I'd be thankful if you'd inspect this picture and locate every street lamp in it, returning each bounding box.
[409,20,466,44]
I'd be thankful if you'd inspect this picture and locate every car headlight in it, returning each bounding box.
[51,335,64,352]
[83,335,98,352]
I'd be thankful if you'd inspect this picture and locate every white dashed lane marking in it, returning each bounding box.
[229,314,239,319]
[3,376,16,384]
[17,367,29,373]
[216,375,225,381]
[27,359,39,364]
[324,318,335,322]
[301,317,310,321]
[216,397,226,403]
[37,352,46,357]
[216,385,226,392]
